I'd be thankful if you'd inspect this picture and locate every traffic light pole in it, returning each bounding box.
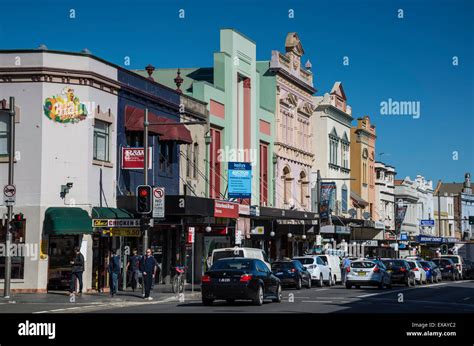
[141,109,149,297]
[4,97,15,299]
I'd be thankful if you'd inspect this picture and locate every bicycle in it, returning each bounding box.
[171,265,187,294]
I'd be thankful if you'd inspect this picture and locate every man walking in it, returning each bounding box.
[70,247,85,296]
[108,249,121,297]
[126,249,141,292]
[141,248,157,300]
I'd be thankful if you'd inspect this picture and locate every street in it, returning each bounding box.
[1,280,472,314]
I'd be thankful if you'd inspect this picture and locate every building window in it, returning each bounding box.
[329,138,339,166]
[283,166,292,204]
[260,142,268,205]
[193,143,199,179]
[209,128,221,198]
[363,161,367,184]
[93,120,110,161]
[299,171,308,207]
[0,112,9,156]
[159,142,173,174]
[186,144,192,178]
[342,184,348,213]
[125,132,143,147]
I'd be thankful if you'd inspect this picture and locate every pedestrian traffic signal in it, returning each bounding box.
[136,185,152,214]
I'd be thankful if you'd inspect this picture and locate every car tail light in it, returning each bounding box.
[373,266,380,273]
[423,268,430,271]
[202,275,211,283]
[446,265,452,269]
[346,267,351,272]
[400,268,406,272]
[290,268,296,273]
[412,268,419,271]
[240,274,252,282]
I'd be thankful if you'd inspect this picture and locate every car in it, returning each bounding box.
[432,258,460,280]
[271,260,312,289]
[211,247,271,270]
[463,259,474,279]
[420,260,442,283]
[345,259,392,289]
[201,257,282,306]
[441,255,466,279]
[406,260,427,284]
[293,256,332,287]
[381,259,416,286]
[318,254,342,284]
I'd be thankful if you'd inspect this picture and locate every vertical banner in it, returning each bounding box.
[228,162,252,199]
[395,205,408,232]
[319,182,336,223]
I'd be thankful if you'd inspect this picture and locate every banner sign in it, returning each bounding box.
[395,205,408,232]
[93,219,141,228]
[214,200,239,218]
[43,87,88,123]
[121,147,152,170]
[319,182,336,222]
[187,227,195,244]
[228,162,252,199]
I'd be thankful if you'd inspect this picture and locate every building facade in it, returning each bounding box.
[375,162,396,233]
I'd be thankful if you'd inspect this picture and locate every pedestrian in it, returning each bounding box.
[141,248,157,300]
[126,249,141,292]
[108,249,121,297]
[70,247,85,296]
[342,257,351,284]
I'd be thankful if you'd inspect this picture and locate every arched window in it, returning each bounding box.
[283,166,292,204]
[341,184,348,213]
[299,171,309,208]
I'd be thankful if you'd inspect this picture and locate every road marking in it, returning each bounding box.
[302,300,334,303]
[463,297,470,301]
[356,282,448,298]
[49,308,66,312]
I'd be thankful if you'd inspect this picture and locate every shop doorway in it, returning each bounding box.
[47,235,79,291]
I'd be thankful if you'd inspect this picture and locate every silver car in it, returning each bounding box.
[345,260,392,289]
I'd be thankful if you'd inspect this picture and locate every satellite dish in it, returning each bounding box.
[362,212,370,220]
[348,208,357,218]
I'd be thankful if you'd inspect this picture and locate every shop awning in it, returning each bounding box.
[350,191,368,208]
[44,207,92,235]
[125,105,192,144]
[91,207,136,219]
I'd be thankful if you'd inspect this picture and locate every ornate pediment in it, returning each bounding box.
[285,32,304,57]
[298,101,315,115]
[281,92,299,108]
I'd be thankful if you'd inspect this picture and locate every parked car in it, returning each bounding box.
[317,254,342,284]
[406,260,427,284]
[211,247,271,270]
[345,259,392,289]
[293,256,332,287]
[463,259,474,279]
[441,255,466,279]
[420,260,442,283]
[201,258,282,306]
[432,258,460,280]
[271,260,312,289]
[381,259,415,286]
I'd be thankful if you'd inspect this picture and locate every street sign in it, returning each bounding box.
[400,232,408,241]
[235,229,242,245]
[420,219,435,227]
[3,184,16,206]
[187,227,195,244]
[152,187,165,218]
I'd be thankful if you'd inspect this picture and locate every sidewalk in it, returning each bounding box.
[1,283,201,304]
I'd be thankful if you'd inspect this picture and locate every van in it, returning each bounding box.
[317,254,342,284]
[211,247,271,270]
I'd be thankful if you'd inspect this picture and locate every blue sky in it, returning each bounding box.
[1,0,472,183]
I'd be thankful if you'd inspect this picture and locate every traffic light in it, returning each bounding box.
[136,185,152,214]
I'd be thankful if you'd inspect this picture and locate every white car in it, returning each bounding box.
[345,259,392,289]
[406,260,427,284]
[293,256,332,287]
[211,247,271,270]
[318,254,342,284]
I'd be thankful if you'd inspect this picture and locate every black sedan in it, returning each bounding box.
[271,260,312,289]
[432,258,459,280]
[463,259,474,279]
[201,258,282,306]
[381,259,415,286]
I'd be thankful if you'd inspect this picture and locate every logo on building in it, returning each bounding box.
[43,87,88,123]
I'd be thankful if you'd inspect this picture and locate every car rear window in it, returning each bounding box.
[420,261,430,267]
[351,261,375,268]
[293,258,314,265]
[272,262,294,271]
[211,259,252,271]
[382,260,405,267]
[407,262,416,269]
[443,256,459,263]
[213,250,244,262]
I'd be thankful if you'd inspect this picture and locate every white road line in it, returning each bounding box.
[33,311,49,314]
[49,308,66,312]
[302,300,334,303]
[463,297,470,300]
[356,282,448,298]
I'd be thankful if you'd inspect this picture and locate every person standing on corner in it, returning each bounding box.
[108,249,121,297]
[342,257,351,284]
[141,248,157,300]
[126,249,141,292]
[70,247,85,296]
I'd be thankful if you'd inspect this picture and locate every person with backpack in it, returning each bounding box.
[70,247,85,295]
[108,249,121,297]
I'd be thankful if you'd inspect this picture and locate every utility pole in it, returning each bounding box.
[437,191,441,237]
[141,109,149,297]
[3,97,15,299]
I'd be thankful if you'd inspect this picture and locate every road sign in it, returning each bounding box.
[152,187,165,218]
[235,229,242,245]
[420,219,435,227]
[3,184,16,206]
[187,226,195,244]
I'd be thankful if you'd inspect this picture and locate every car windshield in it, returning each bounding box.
[293,257,314,265]
[211,259,252,271]
[272,262,294,271]
[351,261,375,268]
[407,262,416,269]
[213,250,244,262]
[420,261,430,267]
[382,260,405,267]
[443,256,459,263]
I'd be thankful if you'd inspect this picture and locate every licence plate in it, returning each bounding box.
[358,272,366,276]
[276,272,283,275]
[219,278,231,282]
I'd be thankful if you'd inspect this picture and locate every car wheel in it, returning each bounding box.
[333,275,337,286]
[253,285,264,306]
[325,274,332,287]
[306,276,312,289]
[451,273,455,281]
[317,275,323,287]
[345,282,351,289]
[272,284,282,303]
[202,298,214,306]
[378,280,384,289]
[226,299,235,304]
[296,277,302,290]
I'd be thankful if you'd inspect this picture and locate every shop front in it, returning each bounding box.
[416,235,459,259]
[43,207,92,291]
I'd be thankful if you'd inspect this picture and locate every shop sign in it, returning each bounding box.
[93,219,141,228]
[374,221,385,230]
[228,162,252,199]
[400,232,408,241]
[250,206,260,217]
[362,240,378,247]
[235,229,242,245]
[420,219,435,227]
[121,147,153,170]
[385,233,396,240]
[320,225,335,234]
[111,229,141,237]
[238,204,250,215]
[187,227,195,244]
[395,205,408,231]
[251,226,264,235]
[417,235,442,243]
[214,200,239,218]
[335,226,351,234]
[43,87,88,123]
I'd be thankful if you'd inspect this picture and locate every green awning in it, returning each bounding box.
[44,207,92,235]
[91,207,136,219]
